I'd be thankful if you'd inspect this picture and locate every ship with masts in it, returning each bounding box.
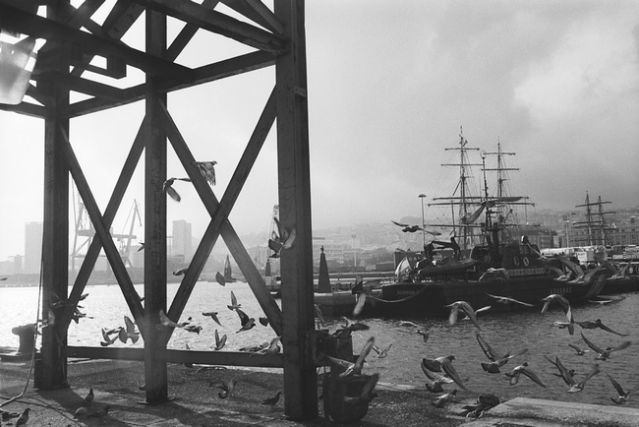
[375,130,608,316]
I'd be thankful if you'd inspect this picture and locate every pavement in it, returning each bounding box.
[1,358,638,426]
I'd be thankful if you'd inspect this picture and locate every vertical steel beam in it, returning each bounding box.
[274,0,316,420]
[144,8,168,404]
[37,0,69,390]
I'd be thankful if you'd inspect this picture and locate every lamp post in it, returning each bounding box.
[418,194,427,246]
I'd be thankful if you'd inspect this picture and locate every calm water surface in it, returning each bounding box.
[1,282,638,409]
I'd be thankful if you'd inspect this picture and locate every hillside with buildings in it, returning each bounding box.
[2,203,638,282]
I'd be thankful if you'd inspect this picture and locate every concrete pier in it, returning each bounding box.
[3,359,638,426]
[463,397,639,427]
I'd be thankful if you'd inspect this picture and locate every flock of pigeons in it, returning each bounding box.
[92,288,283,406]
[337,289,637,418]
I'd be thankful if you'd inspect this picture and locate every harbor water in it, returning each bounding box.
[1,282,638,409]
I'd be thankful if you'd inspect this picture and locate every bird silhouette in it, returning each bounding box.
[608,374,638,404]
[194,161,217,185]
[580,332,631,360]
[476,332,528,373]
[215,272,225,286]
[576,319,629,336]
[372,343,392,358]
[432,389,457,408]
[173,267,188,276]
[183,323,202,334]
[235,308,255,333]
[420,359,454,392]
[227,291,241,311]
[202,311,221,326]
[268,217,296,258]
[485,293,534,307]
[258,336,282,355]
[327,337,375,378]
[391,220,422,233]
[422,355,467,390]
[504,362,546,387]
[100,328,117,347]
[213,329,227,351]
[445,301,481,329]
[15,408,30,426]
[122,315,140,343]
[84,388,94,405]
[162,177,191,202]
[352,291,367,317]
[568,343,589,356]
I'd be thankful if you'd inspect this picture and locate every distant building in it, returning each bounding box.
[0,255,21,275]
[24,222,43,274]
[172,220,192,260]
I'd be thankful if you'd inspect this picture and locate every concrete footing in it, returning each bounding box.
[463,397,639,426]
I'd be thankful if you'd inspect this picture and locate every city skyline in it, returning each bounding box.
[1,2,638,261]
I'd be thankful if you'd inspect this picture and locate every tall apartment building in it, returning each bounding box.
[24,221,43,274]
[172,220,193,260]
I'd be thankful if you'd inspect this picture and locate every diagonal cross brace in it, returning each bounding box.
[60,117,147,331]
[165,0,219,62]
[158,92,283,340]
[60,129,145,336]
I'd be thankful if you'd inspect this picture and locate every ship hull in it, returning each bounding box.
[378,275,590,317]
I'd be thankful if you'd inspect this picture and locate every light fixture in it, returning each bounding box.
[0,30,38,105]
[0,1,41,105]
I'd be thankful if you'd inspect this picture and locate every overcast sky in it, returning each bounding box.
[1,0,638,260]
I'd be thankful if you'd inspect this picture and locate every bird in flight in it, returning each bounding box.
[121,315,140,343]
[420,360,454,393]
[485,293,534,307]
[213,329,227,351]
[504,362,546,387]
[432,389,457,408]
[215,272,225,286]
[576,319,629,336]
[568,343,589,356]
[202,311,221,326]
[608,374,638,404]
[268,217,296,258]
[173,267,188,276]
[163,177,191,202]
[327,337,375,378]
[195,161,217,186]
[475,332,528,373]
[372,343,392,358]
[100,328,118,347]
[227,291,241,311]
[235,308,255,333]
[446,301,481,329]
[580,332,631,360]
[421,355,467,390]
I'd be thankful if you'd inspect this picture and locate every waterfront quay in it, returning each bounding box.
[3,358,639,426]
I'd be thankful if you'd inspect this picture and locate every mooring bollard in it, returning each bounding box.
[11,323,36,355]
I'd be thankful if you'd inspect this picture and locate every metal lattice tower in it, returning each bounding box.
[0,0,317,419]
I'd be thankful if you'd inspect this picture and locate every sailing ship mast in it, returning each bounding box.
[573,193,614,246]
[482,141,534,242]
[429,127,483,250]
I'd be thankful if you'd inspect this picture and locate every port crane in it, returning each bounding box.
[71,183,141,272]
